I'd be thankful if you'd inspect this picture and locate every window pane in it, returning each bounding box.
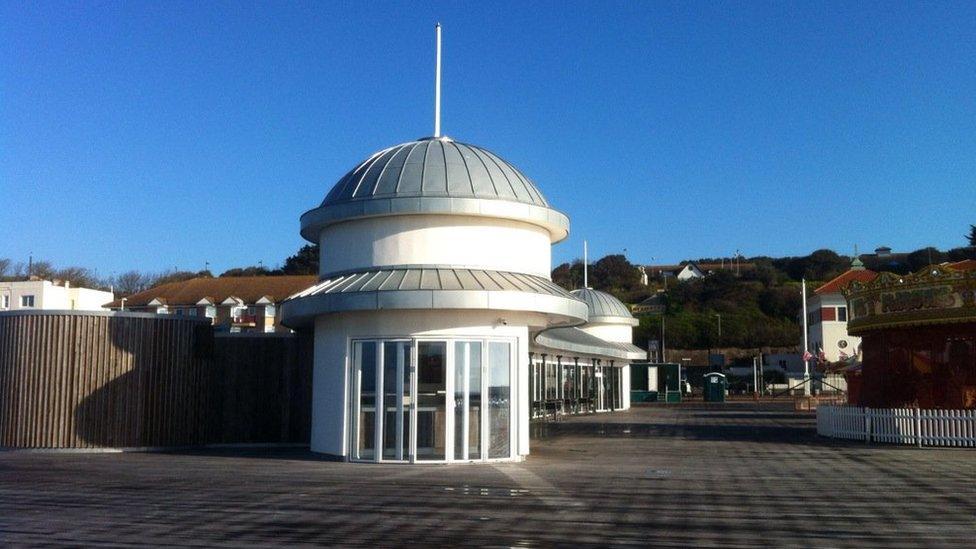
[382,342,400,460]
[488,342,511,459]
[454,342,466,460]
[563,363,574,403]
[357,342,376,460]
[402,344,412,460]
[468,343,482,460]
[452,341,483,460]
[417,342,446,460]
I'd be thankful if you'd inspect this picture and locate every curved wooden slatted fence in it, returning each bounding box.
[0,311,311,449]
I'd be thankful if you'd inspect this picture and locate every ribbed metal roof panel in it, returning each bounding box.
[289,267,580,301]
[319,137,550,208]
[570,288,636,321]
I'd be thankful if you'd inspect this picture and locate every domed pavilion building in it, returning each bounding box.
[280,26,644,463]
[281,136,645,463]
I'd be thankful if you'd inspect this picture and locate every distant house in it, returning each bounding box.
[675,263,706,281]
[106,275,316,333]
[859,245,909,272]
[0,279,114,312]
[632,291,666,316]
[646,260,755,282]
[804,259,877,363]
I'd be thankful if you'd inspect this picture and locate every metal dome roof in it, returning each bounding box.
[570,288,639,325]
[322,137,549,207]
[299,137,570,243]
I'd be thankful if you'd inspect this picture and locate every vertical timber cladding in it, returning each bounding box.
[212,332,312,444]
[0,311,216,448]
[0,311,312,449]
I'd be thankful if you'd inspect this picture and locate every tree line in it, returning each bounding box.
[551,233,975,350]
[6,224,973,312]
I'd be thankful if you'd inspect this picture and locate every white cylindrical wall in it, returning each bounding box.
[319,215,553,277]
[578,322,635,344]
[311,309,543,459]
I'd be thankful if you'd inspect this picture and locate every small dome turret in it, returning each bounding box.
[571,288,638,326]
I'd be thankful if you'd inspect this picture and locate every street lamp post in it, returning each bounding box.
[712,313,722,368]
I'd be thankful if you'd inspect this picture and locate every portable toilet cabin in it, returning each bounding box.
[703,372,727,402]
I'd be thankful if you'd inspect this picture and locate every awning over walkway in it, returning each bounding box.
[533,327,646,361]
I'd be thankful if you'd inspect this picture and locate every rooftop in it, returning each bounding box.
[321,137,550,209]
[107,276,317,308]
[571,288,638,325]
[299,137,570,243]
[815,268,878,295]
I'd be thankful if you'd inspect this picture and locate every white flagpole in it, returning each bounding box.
[801,278,810,396]
[434,23,442,138]
[583,240,588,288]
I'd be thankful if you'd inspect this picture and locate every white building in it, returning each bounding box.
[805,260,877,363]
[280,137,643,464]
[675,263,706,281]
[105,275,316,333]
[0,279,113,312]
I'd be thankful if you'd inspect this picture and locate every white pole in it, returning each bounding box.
[583,240,588,288]
[434,23,442,138]
[752,357,759,395]
[802,278,811,396]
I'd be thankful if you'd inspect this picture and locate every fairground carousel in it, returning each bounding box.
[843,260,976,409]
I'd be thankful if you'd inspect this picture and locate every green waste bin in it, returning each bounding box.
[703,372,727,402]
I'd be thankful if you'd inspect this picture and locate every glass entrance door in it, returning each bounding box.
[453,341,482,460]
[488,341,512,458]
[416,341,447,461]
[352,341,377,461]
[382,341,411,461]
[351,337,514,463]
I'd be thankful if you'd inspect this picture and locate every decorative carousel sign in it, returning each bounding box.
[844,264,976,334]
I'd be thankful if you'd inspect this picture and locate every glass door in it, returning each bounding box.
[382,341,411,461]
[453,341,483,461]
[416,341,447,461]
[595,365,606,411]
[352,337,514,463]
[352,341,377,461]
[488,341,513,459]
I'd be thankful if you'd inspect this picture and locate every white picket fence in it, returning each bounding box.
[817,405,976,447]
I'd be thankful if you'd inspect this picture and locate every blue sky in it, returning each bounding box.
[2,2,975,277]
